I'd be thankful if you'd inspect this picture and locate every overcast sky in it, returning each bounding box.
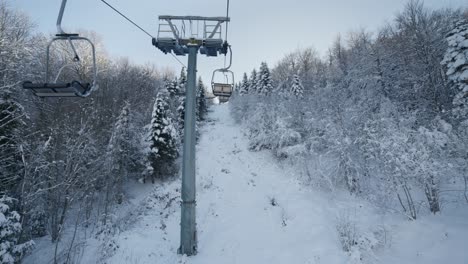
[13,0,467,83]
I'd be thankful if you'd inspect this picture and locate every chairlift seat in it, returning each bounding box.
[22,81,91,97]
[217,95,230,103]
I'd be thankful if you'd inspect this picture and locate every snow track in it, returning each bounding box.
[105,104,347,264]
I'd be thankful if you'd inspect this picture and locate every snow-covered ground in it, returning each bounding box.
[25,104,468,264]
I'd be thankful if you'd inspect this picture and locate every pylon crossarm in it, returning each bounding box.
[154,15,229,57]
[159,16,229,22]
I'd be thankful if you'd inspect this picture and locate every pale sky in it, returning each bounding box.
[13,0,467,84]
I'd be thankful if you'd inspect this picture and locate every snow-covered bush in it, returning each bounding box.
[245,101,277,151]
[336,213,379,264]
[27,207,47,238]
[0,196,34,264]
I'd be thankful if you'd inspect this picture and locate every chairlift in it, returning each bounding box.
[211,44,234,103]
[22,0,97,98]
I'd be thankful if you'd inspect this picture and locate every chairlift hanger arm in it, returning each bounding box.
[56,0,68,34]
[224,45,232,70]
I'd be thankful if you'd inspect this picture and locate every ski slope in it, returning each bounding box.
[103,104,347,263]
[100,104,468,264]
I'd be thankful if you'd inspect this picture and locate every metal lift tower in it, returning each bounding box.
[152,15,230,256]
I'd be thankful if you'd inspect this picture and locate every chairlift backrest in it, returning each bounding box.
[212,82,233,96]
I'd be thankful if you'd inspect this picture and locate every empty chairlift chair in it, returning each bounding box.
[211,45,234,103]
[22,0,97,98]
[211,73,234,103]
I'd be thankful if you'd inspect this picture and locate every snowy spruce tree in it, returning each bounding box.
[147,92,179,182]
[290,74,304,98]
[167,77,179,97]
[179,67,187,94]
[163,76,173,96]
[257,62,274,96]
[197,77,208,121]
[442,20,468,118]
[0,196,34,264]
[177,97,186,137]
[239,73,249,95]
[249,69,258,94]
[106,101,136,204]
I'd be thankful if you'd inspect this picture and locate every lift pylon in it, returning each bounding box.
[153,15,230,256]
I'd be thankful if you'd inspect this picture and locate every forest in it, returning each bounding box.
[230,0,468,258]
[0,1,209,262]
[1,0,468,263]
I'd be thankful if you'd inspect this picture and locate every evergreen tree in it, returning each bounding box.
[179,67,187,94]
[0,196,34,264]
[197,77,208,121]
[442,20,468,118]
[147,92,178,182]
[249,69,258,94]
[177,97,186,138]
[257,62,274,96]
[107,101,133,204]
[290,74,304,98]
[239,73,249,95]
[167,77,179,97]
[163,76,173,96]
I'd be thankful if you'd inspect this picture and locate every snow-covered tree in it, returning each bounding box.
[0,97,25,194]
[147,92,179,182]
[0,2,32,194]
[442,20,468,118]
[257,62,274,96]
[274,78,290,99]
[249,69,258,94]
[197,77,208,121]
[239,73,249,95]
[163,76,173,96]
[179,67,187,94]
[106,101,139,204]
[0,196,34,264]
[167,77,179,97]
[290,74,304,98]
[177,97,186,137]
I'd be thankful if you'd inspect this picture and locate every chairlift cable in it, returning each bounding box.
[99,0,186,68]
[171,52,187,68]
[99,0,154,38]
